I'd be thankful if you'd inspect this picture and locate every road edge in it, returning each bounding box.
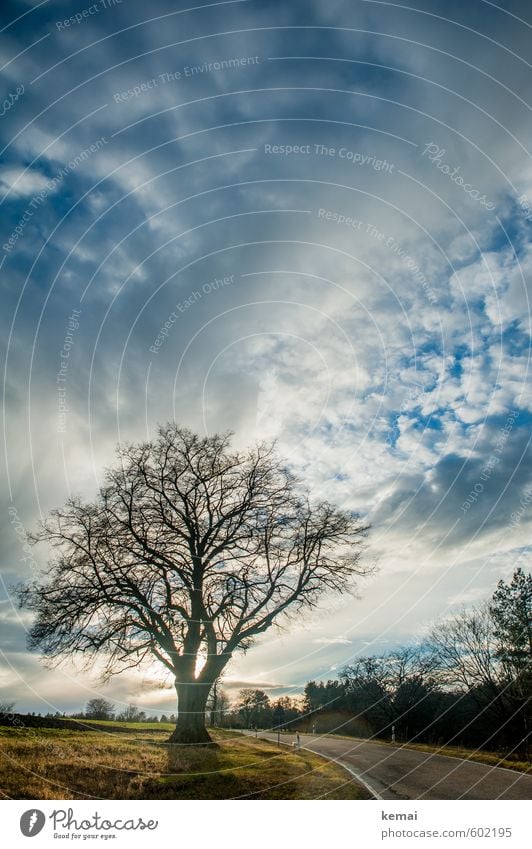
[301,744,384,800]
[251,732,383,801]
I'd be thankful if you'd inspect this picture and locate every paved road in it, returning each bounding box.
[250,732,532,800]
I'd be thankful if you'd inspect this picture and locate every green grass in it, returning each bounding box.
[62,717,175,731]
[0,725,370,800]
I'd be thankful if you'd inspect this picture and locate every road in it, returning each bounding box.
[249,732,532,800]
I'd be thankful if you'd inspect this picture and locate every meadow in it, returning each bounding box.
[0,720,370,800]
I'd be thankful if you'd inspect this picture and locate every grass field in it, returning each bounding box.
[325,732,531,774]
[0,723,371,800]
[63,717,174,731]
[387,740,531,774]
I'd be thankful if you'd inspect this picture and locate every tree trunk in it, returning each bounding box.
[209,678,218,728]
[169,680,213,744]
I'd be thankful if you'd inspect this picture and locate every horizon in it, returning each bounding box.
[2,0,532,719]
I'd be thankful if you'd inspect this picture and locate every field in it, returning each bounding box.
[383,739,531,774]
[0,721,371,800]
[325,731,531,774]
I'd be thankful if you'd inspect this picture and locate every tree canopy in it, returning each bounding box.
[19,424,370,742]
[490,567,532,673]
[85,698,115,720]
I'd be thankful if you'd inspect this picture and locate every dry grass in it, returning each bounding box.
[62,718,174,731]
[0,725,370,800]
[391,740,531,774]
[321,729,531,774]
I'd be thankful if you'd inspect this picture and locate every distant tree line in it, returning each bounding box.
[68,699,174,723]
[2,568,529,756]
[221,568,532,758]
[303,568,531,756]
[226,689,302,730]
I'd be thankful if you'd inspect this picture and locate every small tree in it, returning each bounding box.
[490,567,532,673]
[215,690,231,727]
[85,698,115,720]
[428,604,530,753]
[207,679,231,727]
[490,567,532,755]
[19,424,370,744]
[428,606,500,697]
[272,699,285,729]
[238,689,271,728]
[271,697,300,729]
[117,704,145,722]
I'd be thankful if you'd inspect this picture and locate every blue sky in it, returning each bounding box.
[1,0,532,715]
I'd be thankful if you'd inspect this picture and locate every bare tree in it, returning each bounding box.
[18,424,370,743]
[429,600,531,755]
[427,605,518,732]
[117,704,147,722]
[237,688,273,728]
[85,698,115,720]
[341,645,439,737]
[428,606,500,696]
[207,677,221,727]
[207,680,230,727]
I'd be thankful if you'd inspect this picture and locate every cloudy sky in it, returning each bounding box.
[1,0,532,715]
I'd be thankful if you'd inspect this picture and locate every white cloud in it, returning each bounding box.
[2,0,532,710]
[0,167,51,199]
